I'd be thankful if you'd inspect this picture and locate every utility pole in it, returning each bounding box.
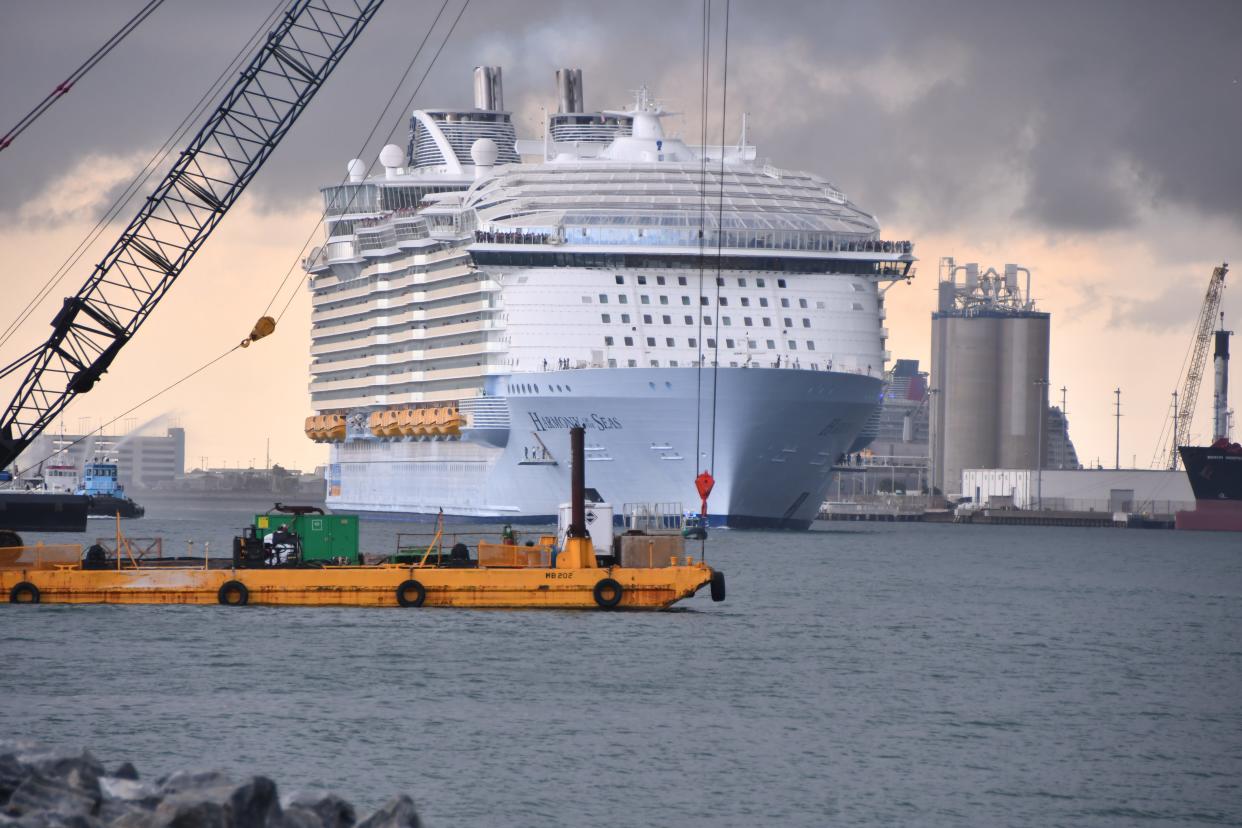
[1060,386,1068,469]
[1171,390,1179,470]
[1035,378,1048,510]
[1114,388,1122,470]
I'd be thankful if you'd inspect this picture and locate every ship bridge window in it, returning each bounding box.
[738,278,747,287]
[627,359,637,367]
[799,299,808,308]
[670,360,679,367]
[665,337,675,346]
[766,339,776,348]
[716,277,724,286]
[852,283,865,291]
[618,295,628,304]
[601,313,611,323]
[788,341,798,350]
[582,296,592,304]
[719,297,728,306]
[643,314,653,324]
[689,338,697,347]
[640,295,650,304]
[659,296,668,305]
[682,296,691,305]
[723,317,732,326]
[684,315,693,325]
[566,385,571,392]
[609,358,618,367]
[759,298,769,307]
[763,318,772,327]
[677,277,687,286]
[757,278,766,287]
[650,360,659,367]
[649,381,656,389]
[778,279,787,288]
[624,337,634,346]
[616,275,625,284]
[605,336,615,346]
[781,298,790,308]
[707,338,716,348]
[656,276,666,285]
[661,315,671,324]
[816,301,826,309]
[784,317,793,327]
[621,313,631,323]
[741,297,751,307]
[646,337,656,346]
[599,294,609,303]
[703,316,712,325]
[851,302,864,311]
[638,276,647,285]
[726,338,735,348]
[803,318,811,327]
[700,297,709,306]
[748,339,757,348]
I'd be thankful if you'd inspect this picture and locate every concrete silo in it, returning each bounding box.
[930,258,1051,496]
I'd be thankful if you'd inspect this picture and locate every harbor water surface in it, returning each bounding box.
[4,502,1241,826]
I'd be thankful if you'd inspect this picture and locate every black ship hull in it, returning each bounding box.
[87,494,145,519]
[1176,442,1242,531]
[0,492,90,533]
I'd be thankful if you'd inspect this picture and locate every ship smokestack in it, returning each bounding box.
[568,426,587,538]
[1213,318,1231,441]
[555,68,584,114]
[473,65,503,111]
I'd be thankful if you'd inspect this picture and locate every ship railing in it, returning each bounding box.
[0,543,83,570]
[94,537,163,562]
[620,502,685,534]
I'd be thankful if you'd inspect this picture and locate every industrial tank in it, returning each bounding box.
[997,314,1050,469]
[936,314,1000,495]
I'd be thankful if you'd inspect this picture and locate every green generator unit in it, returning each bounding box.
[253,512,359,563]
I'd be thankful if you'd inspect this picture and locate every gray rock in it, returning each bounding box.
[0,754,27,805]
[151,799,226,828]
[355,798,419,828]
[155,775,232,798]
[11,813,103,828]
[224,778,280,828]
[284,797,352,828]
[8,771,99,818]
[108,768,137,784]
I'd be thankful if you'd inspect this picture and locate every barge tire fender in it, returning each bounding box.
[9,581,40,604]
[218,580,249,606]
[710,570,726,602]
[396,579,426,608]
[593,578,623,609]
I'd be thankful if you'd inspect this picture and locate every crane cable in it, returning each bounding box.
[0,0,290,353]
[709,0,731,477]
[0,0,168,154]
[261,0,471,326]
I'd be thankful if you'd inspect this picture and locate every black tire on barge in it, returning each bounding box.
[593,578,623,609]
[710,570,726,602]
[9,582,40,604]
[218,580,249,606]
[396,579,426,607]
[0,529,22,549]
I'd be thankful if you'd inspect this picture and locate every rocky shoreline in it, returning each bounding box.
[0,743,420,828]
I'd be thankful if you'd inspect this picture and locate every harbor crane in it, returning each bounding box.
[0,0,386,473]
[1168,263,1229,469]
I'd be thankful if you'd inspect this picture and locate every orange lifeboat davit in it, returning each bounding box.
[304,416,322,442]
[397,408,419,438]
[412,408,431,437]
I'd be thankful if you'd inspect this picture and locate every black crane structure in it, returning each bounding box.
[0,0,386,471]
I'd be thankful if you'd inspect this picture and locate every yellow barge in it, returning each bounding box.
[1,428,724,611]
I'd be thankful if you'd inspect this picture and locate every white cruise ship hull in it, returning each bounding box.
[327,367,881,529]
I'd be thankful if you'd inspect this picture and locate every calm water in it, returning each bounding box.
[4,501,1242,827]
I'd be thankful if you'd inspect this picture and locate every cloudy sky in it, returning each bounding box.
[1,0,1240,473]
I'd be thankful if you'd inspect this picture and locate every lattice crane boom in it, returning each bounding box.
[1169,262,1229,468]
[0,0,386,470]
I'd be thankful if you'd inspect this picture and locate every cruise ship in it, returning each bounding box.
[302,67,914,529]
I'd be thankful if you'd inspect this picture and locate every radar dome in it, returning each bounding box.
[346,158,366,182]
[378,144,405,169]
[470,137,499,167]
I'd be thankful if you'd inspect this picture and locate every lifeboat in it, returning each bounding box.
[324,414,346,442]
[368,411,385,438]
[304,416,322,442]
[441,407,461,437]
[397,408,420,438]
[379,409,402,438]
[411,408,430,437]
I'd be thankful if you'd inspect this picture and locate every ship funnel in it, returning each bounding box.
[555,68,584,113]
[1214,319,1232,441]
[473,65,504,111]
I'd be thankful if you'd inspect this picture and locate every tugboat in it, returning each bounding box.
[681,513,708,540]
[76,460,145,519]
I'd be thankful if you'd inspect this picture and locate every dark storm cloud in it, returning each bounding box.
[1,0,1239,233]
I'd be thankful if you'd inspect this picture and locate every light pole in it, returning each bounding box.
[1114,388,1122,470]
[927,387,939,502]
[1035,378,1049,510]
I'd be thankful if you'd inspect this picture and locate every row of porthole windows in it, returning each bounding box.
[600,312,815,329]
[602,334,817,351]
[511,382,574,394]
[586,294,839,311]
[617,274,790,289]
[605,358,829,369]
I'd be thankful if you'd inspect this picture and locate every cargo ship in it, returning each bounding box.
[1176,326,1241,531]
[302,66,912,529]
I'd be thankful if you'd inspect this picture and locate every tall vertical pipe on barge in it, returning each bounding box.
[1214,322,1231,441]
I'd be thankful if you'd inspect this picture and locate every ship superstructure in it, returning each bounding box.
[303,67,914,528]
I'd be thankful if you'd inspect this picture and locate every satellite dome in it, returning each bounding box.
[470,137,499,167]
[378,144,405,169]
[346,158,366,182]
